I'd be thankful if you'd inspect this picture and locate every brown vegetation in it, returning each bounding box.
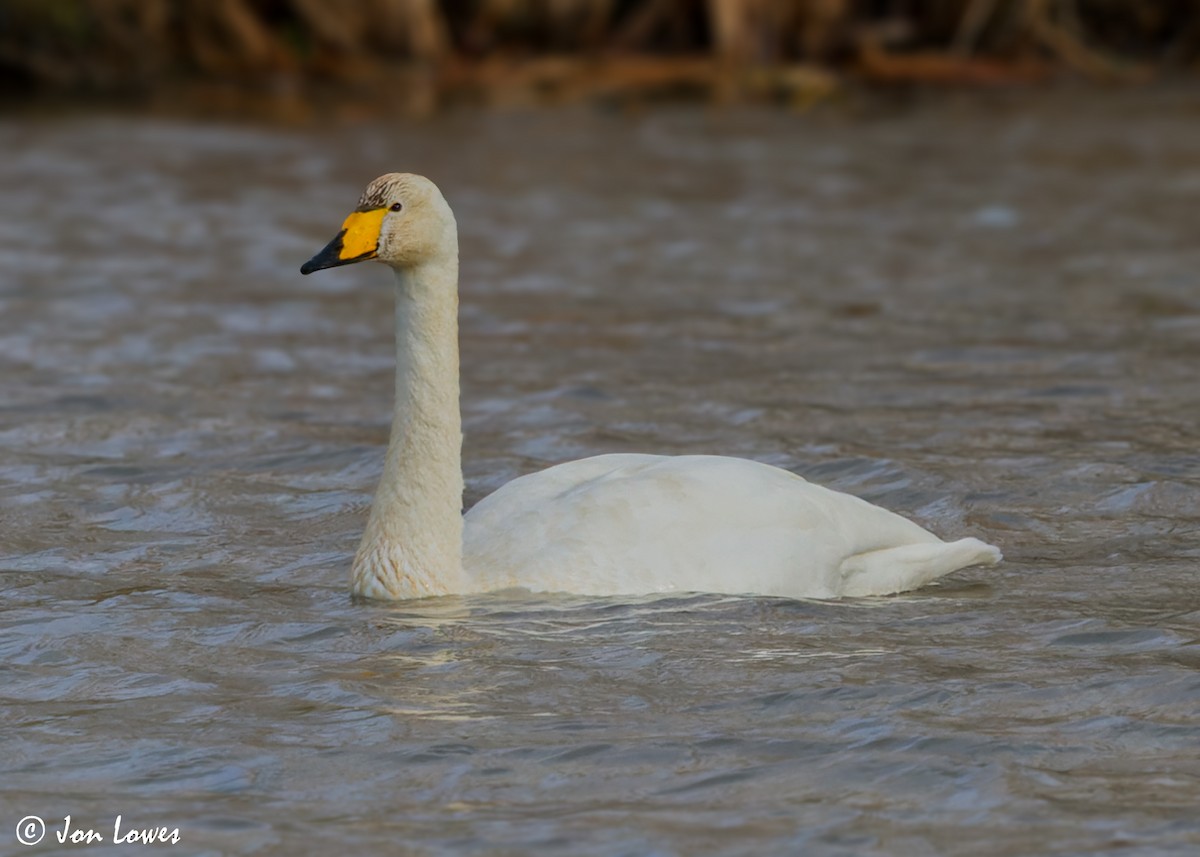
[1,1,1196,110]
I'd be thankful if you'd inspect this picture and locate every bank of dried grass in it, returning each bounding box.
[1,1,1194,110]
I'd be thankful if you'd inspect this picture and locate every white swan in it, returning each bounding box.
[301,173,1001,600]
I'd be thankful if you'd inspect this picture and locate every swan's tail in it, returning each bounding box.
[838,537,1002,597]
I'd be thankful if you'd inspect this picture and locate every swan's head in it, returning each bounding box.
[300,173,456,275]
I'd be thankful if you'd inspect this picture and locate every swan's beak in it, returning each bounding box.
[300,208,387,275]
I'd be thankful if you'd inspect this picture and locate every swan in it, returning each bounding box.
[300,173,1001,600]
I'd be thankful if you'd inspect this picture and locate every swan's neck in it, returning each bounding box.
[351,258,465,598]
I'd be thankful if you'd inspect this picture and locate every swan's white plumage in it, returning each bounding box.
[301,173,1002,601]
[465,453,1000,598]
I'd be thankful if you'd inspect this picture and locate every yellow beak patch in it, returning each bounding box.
[339,208,387,261]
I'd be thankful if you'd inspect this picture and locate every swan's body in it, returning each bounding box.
[301,173,1001,601]
[465,453,998,599]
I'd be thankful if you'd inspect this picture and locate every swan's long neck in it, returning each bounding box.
[351,255,465,598]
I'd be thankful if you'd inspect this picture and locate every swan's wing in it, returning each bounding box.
[464,454,999,598]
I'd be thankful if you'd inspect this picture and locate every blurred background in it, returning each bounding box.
[2,0,1198,115]
[4,2,1200,855]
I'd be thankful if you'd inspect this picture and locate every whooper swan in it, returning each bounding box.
[300,173,1001,600]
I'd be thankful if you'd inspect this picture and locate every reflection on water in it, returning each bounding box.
[2,91,1200,854]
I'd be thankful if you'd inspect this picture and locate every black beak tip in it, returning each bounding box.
[300,229,349,276]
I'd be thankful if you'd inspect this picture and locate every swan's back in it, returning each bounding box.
[463,454,1000,598]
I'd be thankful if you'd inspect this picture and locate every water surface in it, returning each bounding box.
[2,90,1200,855]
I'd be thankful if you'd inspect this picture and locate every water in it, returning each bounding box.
[2,89,1200,855]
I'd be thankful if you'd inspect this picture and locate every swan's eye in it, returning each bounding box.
[390,202,402,212]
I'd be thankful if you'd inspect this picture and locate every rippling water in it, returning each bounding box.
[3,90,1200,855]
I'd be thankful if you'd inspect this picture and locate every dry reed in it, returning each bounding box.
[0,0,1194,109]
